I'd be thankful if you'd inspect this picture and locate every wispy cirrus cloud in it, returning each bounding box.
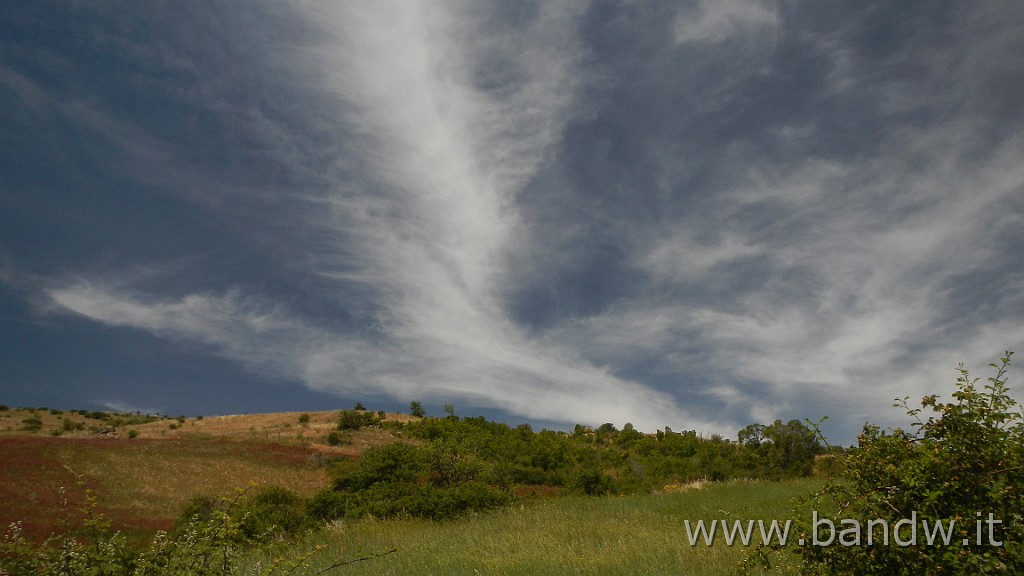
[10,1,1023,442]
[41,1,714,432]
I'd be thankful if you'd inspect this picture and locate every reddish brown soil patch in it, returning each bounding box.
[0,437,89,541]
[0,436,328,544]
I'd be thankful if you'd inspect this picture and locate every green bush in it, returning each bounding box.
[307,489,349,522]
[757,352,1024,574]
[238,486,314,538]
[298,413,310,424]
[328,441,513,520]
[1,477,358,575]
[326,431,349,446]
[62,418,86,433]
[572,467,616,496]
[337,409,382,431]
[20,417,42,432]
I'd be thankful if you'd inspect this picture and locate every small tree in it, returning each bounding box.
[757,352,1024,574]
[409,401,426,418]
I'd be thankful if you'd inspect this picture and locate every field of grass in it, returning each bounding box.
[238,478,820,576]
[0,406,420,543]
[1,406,823,574]
[0,433,332,543]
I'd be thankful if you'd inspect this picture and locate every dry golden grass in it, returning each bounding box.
[59,439,331,524]
[0,407,108,437]
[129,410,417,456]
[0,406,418,541]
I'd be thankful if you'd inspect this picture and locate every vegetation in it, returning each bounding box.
[304,412,823,523]
[0,478,374,576]
[749,352,1023,574]
[242,478,820,576]
[5,351,1017,574]
[336,410,383,431]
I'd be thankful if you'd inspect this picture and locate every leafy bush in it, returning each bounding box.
[337,409,382,431]
[754,352,1024,574]
[62,417,86,433]
[238,486,314,538]
[326,431,349,446]
[1,476,353,575]
[20,417,42,432]
[572,467,616,496]
[327,441,513,520]
[298,413,310,424]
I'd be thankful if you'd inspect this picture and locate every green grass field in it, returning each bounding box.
[238,478,819,576]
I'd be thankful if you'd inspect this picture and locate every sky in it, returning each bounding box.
[1,1,1022,445]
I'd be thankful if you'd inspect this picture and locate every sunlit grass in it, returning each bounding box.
[60,439,330,524]
[238,478,819,576]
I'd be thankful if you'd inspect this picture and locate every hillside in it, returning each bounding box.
[0,406,412,541]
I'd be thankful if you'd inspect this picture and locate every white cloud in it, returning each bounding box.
[38,0,726,434]
[673,0,779,46]
[22,1,1024,444]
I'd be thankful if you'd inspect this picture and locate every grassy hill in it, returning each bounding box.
[0,406,412,542]
[0,405,822,575]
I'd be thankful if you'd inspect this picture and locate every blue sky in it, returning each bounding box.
[2,1,1022,444]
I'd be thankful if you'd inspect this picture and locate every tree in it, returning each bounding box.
[755,352,1024,574]
[738,423,766,448]
[762,419,820,477]
[409,401,426,418]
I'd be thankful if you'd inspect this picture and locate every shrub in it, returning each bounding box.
[20,417,42,432]
[1,477,357,575]
[127,429,139,439]
[329,441,513,521]
[306,489,349,522]
[298,413,310,424]
[753,352,1024,574]
[326,431,349,446]
[336,409,381,431]
[237,486,313,538]
[62,418,86,433]
[571,467,616,496]
[409,401,425,418]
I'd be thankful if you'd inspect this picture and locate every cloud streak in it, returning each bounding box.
[41,1,707,432]
[7,1,1023,442]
